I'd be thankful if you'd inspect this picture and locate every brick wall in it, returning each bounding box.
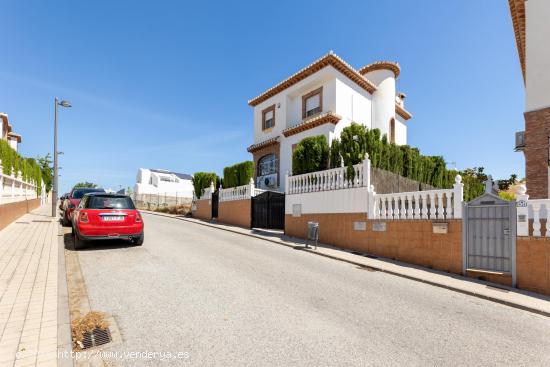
[524,106,550,199]
[192,199,211,221]
[218,199,251,228]
[285,214,462,274]
[0,198,41,231]
[516,237,550,295]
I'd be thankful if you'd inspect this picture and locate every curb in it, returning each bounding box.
[57,218,75,366]
[141,210,550,318]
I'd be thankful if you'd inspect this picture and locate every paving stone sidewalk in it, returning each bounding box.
[0,205,72,367]
[143,210,550,318]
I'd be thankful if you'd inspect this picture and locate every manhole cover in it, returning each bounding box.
[81,328,112,349]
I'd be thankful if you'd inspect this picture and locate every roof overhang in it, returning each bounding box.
[508,0,526,81]
[358,61,401,78]
[247,136,280,153]
[282,112,341,137]
[395,104,412,121]
[7,132,22,143]
[248,52,377,107]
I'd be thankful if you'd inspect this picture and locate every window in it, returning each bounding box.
[86,195,135,209]
[262,105,275,130]
[390,118,396,144]
[258,154,277,176]
[302,87,323,118]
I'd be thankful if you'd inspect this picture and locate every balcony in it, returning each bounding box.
[515,131,525,152]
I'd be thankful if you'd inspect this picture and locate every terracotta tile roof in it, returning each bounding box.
[358,61,401,78]
[395,104,412,120]
[282,112,342,137]
[247,136,280,153]
[248,52,377,107]
[508,0,526,81]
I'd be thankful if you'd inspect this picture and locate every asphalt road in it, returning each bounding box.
[75,212,550,366]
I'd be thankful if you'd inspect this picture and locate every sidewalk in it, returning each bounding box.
[0,205,72,367]
[143,210,550,317]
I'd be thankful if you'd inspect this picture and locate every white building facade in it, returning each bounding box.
[134,168,194,198]
[247,52,412,192]
[1,113,22,152]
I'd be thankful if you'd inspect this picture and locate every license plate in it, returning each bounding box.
[101,216,124,221]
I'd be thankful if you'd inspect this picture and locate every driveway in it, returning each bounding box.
[71,212,550,366]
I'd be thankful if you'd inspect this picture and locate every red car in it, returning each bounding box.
[72,193,144,249]
[61,187,106,226]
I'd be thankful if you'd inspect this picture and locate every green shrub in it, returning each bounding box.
[292,135,329,175]
[192,172,220,198]
[223,161,254,188]
[329,138,341,168]
[0,140,43,194]
[499,191,515,201]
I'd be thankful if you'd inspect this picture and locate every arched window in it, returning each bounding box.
[258,154,277,176]
[390,118,396,144]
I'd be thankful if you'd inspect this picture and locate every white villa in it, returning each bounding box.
[247,51,412,192]
[134,168,194,198]
[1,113,23,152]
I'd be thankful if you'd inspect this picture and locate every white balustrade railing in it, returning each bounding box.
[219,184,252,202]
[286,158,370,194]
[371,176,463,220]
[0,160,41,205]
[517,185,550,237]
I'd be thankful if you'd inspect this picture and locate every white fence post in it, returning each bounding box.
[362,154,370,188]
[249,177,255,198]
[516,185,529,236]
[285,171,289,194]
[453,174,463,219]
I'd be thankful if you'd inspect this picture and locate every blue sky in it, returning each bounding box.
[1,0,524,193]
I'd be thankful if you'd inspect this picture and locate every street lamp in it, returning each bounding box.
[52,97,71,217]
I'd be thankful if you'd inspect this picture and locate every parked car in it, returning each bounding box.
[71,193,144,249]
[61,187,106,226]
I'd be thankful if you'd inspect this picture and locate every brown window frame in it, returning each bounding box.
[302,87,323,119]
[262,105,276,130]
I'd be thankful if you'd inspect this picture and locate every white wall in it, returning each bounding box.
[134,169,194,198]
[395,115,408,145]
[8,139,17,151]
[285,187,369,214]
[363,69,396,139]
[525,0,550,112]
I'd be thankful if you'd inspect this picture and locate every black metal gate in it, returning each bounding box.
[211,191,219,218]
[252,191,285,229]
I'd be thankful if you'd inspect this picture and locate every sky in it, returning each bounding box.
[0,0,525,193]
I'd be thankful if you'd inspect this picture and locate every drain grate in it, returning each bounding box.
[32,220,52,223]
[15,221,30,224]
[356,265,378,272]
[364,254,378,259]
[81,328,112,349]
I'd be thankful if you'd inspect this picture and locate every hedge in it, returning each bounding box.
[0,139,43,194]
[292,135,329,175]
[293,123,486,201]
[192,172,220,198]
[223,161,254,188]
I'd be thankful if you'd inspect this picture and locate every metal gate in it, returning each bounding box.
[211,191,219,218]
[251,191,285,229]
[462,179,516,285]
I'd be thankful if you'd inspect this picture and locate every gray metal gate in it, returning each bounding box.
[462,178,517,285]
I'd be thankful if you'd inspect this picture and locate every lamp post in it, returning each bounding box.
[52,98,71,217]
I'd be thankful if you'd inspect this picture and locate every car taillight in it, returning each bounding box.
[80,212,89,223]
[135,212,142,222]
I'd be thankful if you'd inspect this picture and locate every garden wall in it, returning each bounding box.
[0,198,41,231]
[218,199,251,228]
[516,237,550,295]
[285,215,463,274]
[192,199,211,221]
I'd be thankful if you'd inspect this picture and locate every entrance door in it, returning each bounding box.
[463,190,516,284]
[251,191,285,230]
[211,191,219,218]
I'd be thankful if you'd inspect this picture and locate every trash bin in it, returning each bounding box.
[307,221,319,249]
